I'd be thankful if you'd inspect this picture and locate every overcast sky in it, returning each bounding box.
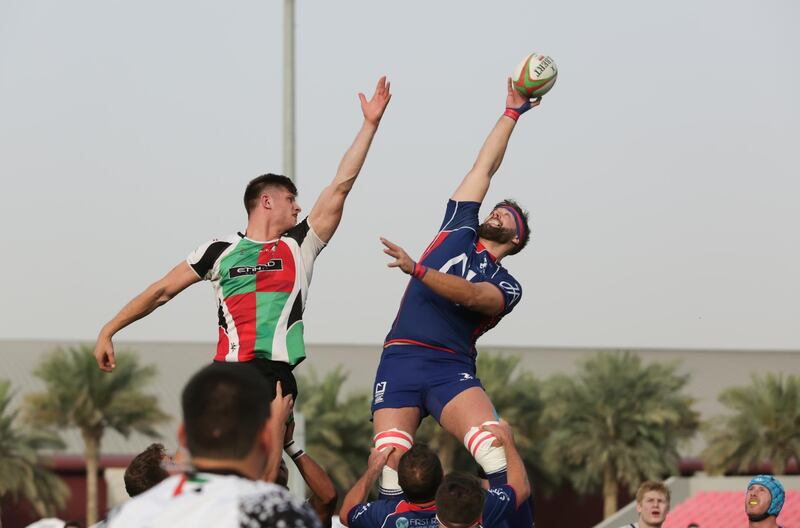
[1,0,798,350]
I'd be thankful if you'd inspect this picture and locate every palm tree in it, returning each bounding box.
[702,373,800,474]
[542,351,698,519]
[0,379,69,520]
[23,346,170,526]
[296,367,373,500]
[415,352,555,491]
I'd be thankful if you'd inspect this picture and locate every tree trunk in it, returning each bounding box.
[83,431,101,527]
[602,462,618,519]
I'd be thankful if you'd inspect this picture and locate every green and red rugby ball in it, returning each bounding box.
[513,52,558,98]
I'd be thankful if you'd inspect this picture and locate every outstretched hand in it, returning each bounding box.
[506,77,541,114]
[381,237,414,275]
[360,76,392,126]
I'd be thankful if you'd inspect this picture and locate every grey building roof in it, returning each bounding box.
[2,339,798,457]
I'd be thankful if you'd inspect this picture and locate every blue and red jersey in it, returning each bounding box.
[384,200,523,358]
[347,485,517,528]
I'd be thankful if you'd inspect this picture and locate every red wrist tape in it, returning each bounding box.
[503,108,521,121]
[412,262,428,280]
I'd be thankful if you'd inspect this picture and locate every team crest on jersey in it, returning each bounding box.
[374,381,387,404]
[229,259,284,278]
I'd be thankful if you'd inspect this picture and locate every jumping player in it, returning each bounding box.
[93,77,392,399]
[372,77,539,509]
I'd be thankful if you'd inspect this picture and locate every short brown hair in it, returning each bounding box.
[243,173,297,215]
[182,363,273,459]
[636,480,670,504]
[435,473,484,527]
[398,444,443,503]
[124,443,169,497]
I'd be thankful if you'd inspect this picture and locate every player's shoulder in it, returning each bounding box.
[190,233,242,256]
[239,479,321,527]
[480,485,518,525]
[283,217,310,240]
[486,484,516,504]
[447,198,481,210]
[439,199,481,232]
[187,234,242,278]
[198,232,242,247]
[105,475,183,525]
[348,498,404,528]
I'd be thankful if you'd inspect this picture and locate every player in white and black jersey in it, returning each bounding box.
[106,363,320,528]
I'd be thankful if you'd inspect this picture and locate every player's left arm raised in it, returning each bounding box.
[381,238,506,316]
[308,76,392,243]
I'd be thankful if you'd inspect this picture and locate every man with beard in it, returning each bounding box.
[745,475,785,528]
[372,77,539,528]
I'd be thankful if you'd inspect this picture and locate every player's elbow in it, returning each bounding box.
[338,505,352,527]
[149,280,174,306]
[463,290,502,316]
[517,479,531,506]
[332,178,355,197]
[318,486,338,513]
[511,475,531,507]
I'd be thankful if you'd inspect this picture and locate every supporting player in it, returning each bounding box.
[106,363,319,527]
[93,77,392,400]
[341,421,529,528]
[372,77,539,524]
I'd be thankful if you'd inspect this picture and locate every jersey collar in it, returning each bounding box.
[475,241,498,262]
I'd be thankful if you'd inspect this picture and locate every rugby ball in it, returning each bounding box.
[513,52,558,98]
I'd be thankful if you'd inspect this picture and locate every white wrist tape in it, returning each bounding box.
[284,440,304,460]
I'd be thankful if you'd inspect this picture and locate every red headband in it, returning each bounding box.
[499,205,526,244]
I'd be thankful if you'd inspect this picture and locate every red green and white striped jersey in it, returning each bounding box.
[187,218,326,365]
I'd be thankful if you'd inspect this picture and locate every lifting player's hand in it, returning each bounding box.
[506,77,542,116]
[380,237,415,275]
[270,381,294,427]
[360,76,392,126]
[94,334,116,372]
[481,419,515,448]
[368,445,394,473]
